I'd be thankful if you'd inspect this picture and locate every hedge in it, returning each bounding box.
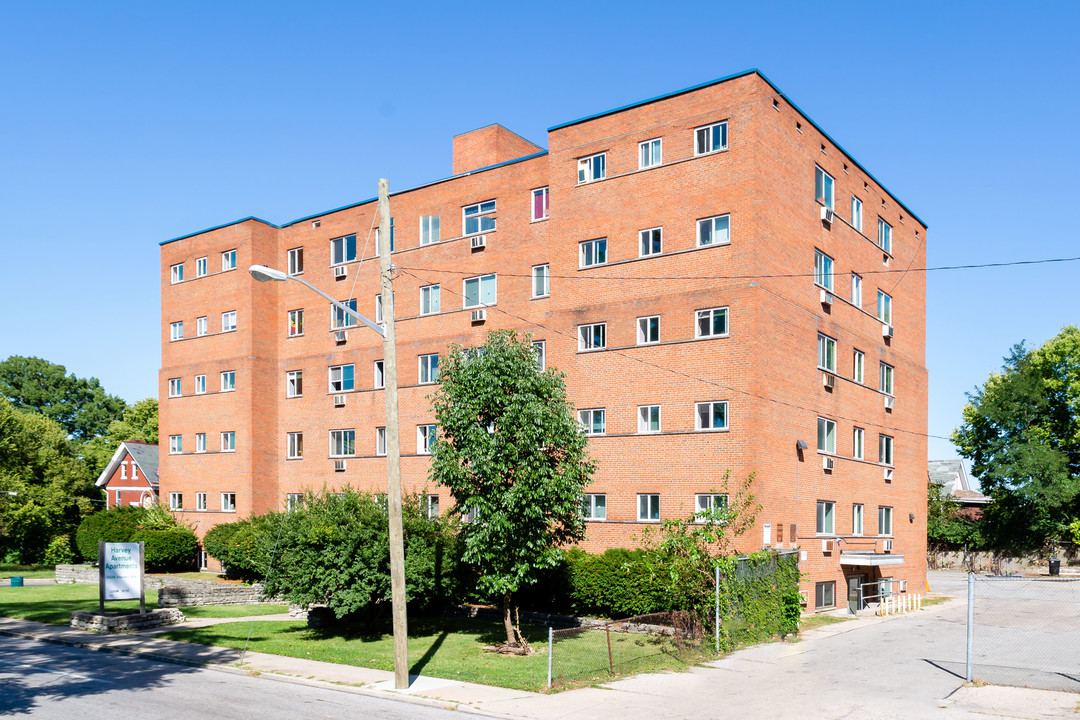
[75,506,148,560]
[133,527,198,572]
[74,506,198,572]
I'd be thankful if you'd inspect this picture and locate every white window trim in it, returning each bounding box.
[852,427,865,460]
[374,360,385,389]
[221,250,237,272]
[196,257,207,277]
[196,316,208,337]
[637,493,660,522]
[577,152,607,184]
[195,433,206,453]
[531,187,549,222]
[578,408,606,436]
[583,493,607,520]
[878,506,894,537]
[578,238,608,268]
[286,432,303,460]
[695,401,729,431]
[852,504,864,536]
[696,214,731,248]
[329,429,356,458]
[531,264,550,299]
[196,492,207,512]
[330,234,357,266]
[637,315,660,345]
[170,264,184,284]
[417,425,436,455]
[221,493,236,512]
[816,500,836,535]
[220,432,236,453]
[286,370,303,398]
[462,274,497,309]
[169,492,183,511]
[853,350,865,384]
[695,307,729,339]
[287,247,304,276]
[419,285,441,316]
[170,322,183,341]
[577,322,607,351]
[817,416,837,454]
[637,405,661,434]
[288,309,304,337]
[419,215,441,246]
[328,364,355,393]
[817,333,837,373]
[462,200,496,236]
[168,378,181,398]
[814,249,834,292]
[638,138,662,169]
[694,121,728,156]
[638,227,663,257]
[418,354,439,385]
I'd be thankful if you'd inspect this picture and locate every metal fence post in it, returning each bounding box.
[714,564,720,654]
[966,572,974,683]
[547,626,553,689]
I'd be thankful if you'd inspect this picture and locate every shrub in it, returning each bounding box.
[202,518,270,582]
[133,527,198,572]
[75,506,150,560]
[42,535,76,566]
[564,548,665,617]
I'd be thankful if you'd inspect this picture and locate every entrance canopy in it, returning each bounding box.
[840,552,905,567]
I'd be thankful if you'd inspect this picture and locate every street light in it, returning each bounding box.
[248,179,409,689]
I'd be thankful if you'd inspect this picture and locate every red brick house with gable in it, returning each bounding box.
[96,440,159,509]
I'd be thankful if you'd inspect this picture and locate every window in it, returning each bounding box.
[463,200,496,235]
[418,354,439,384]
[417,425,436,455]
[583,493,606,520]
[696,307,729,338]
[220,371,235,392]
[131,464,138,480]
[578,323,606,351]
[286,494,303,512]
[331,234,357,265]
[878,506,893,536]
[638,494,660,521]
[120,461,127,480]
[579,238,607,267]
[419,215,440,245]
[532,340,546,371]
[697,214,731,247]
[196,316,208,336]
[332,299,358,330]
[196,492,207,511]
[879,362,894,395]
[531,265,549,298]
[170,322,183,341]
[221,493,236,512]
[815,166,834,209]
[851,273,862,308]
[577,153,606,183]
[695,494,728,520]
[816,500,835,534]
[169,435,182,454]
[169,492,183,511]
[817,417,836,453]
[115,490,121,505]
[877,290,892,324]
[168,378,181,397]
[221,431,236,452]
[287,432,303,459]
[639,138,662,168]
[196,257,207,277]
[329,364,355,392]
[877,218,892,254]
[851,197,863,232]
[286,370,303,398]
[639,227,662,257]
[637,316,660,345]
[853,350,865,384]
[170,263,184,283]
[375,427,386,456]
[578,409,606,436]
[531,187,549,221]
[288,309,304,337]
[696,401,729,431]
[221,311,237,332]
[329,429,355,457]
[815,581,835,609]
[420,285,441,315]
[373,219,395,252]
[221,250,237,271]
[373,360,385,389]
[195,433,206,453]
[695,121,728,155]
[422,494,439,519]
[879,434,894,466]
[853,427,864,460]
[463,274,496,308]
[287,247,304,275]
[375,294,384,323]
[638,405,661,433]
[852,504,864,535]
[817,334,837,372]
[814,250,834,291]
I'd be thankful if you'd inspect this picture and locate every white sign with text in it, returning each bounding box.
[102,542,141,600]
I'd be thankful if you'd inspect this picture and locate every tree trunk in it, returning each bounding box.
[502,591,517,647]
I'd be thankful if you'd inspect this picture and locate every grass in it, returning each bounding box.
[800,613,853,632]
[180,604,289,618]
[160,616,707,692]
[147,571,241,584]
[1,564,56,580]
[0,584,159,624]
[920,596,949,607]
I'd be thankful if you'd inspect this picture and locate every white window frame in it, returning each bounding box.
[816,581,836,609]
[878,506,893,536]
[168,378,182,398]
[694,121,728,156]
[285,494,303,512]
[375,427,386,456]
[417,425,436,455]
[170,322,183,341]
[637,405,661,433]
[853,350,865,384]
[531,187,549,221]
[583,493,607,520]
[221,250,237,271]
[816,500,835,535]
[196,316,208,337]
[637,315,660,345]
[697,214,731,247]
[852,504,864,536]
[220,371,235,392]
[579,238,607,268]
[221,492,236,512]
[463,200,496,235]
[462,274,496,309]
[196,257,207,277]
[695,307,729,338]
[196,492,207,512]
[288,309,304,337]
[420,285,441,315]
[639,138,662,169]
[220,431,236,453]
[878,217,893,254]
[418,354,439,385]
[170,263,184,284]
[851,196,863,232]
[419,215,441,245]
[374,360,385,389]
[814,249,834,291]
[880,434,894,466]
[577,152,606,183]
[639,227,663,257]
[853,427,865,460]
[195,433,206,453]
[817,417,836,453]
[422,494,439,519]
[578,408,606,436]
[851,273,862,308]
[877,290,892,324]
[169,492,183,511]
[637,493,660,522]
[221,311,237,333]
[695,493,728,521]
[817,333,837,372]
[286,370,303,398]
[695,401,729,431]
[287,247,303,275]
[287,431,303,459]
[120,461,127,480]
[332,299,358,330]
[328,364,355,393]
[531,340,547,371]
[531,264,550,298]
[330,234,357,266]
[578,322,606,351]
[880,362,894,395]
[169,435,182,454]
[815,166,834,209]
[329,429,356,458]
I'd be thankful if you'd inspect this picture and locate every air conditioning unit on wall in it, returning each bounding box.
[883,539,894,552]
[333,459,346,471]
[333,394,346,407]
[822,372,835,390]
[884,396,895,410]
[882,324,894,338]
[333,265,347,278]
[471,308,487,323]
[820,206,835,224]
[822,455,834,471]
[822,539,836,553]
[334,330,347,344]
[470,235,487,250]
[820,289,834,306]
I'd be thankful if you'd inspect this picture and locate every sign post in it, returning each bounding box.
[99,541,145,614]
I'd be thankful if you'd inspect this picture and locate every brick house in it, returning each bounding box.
[159,69,928,610]
[96,440,159,509]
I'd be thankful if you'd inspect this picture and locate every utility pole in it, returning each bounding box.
[379,178,409,689]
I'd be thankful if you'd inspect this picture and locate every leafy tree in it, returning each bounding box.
[0,355,127,442]
[429,330,595,649]
[952,326,1080,553]
[926,481,983,552]
[82,398,159,478]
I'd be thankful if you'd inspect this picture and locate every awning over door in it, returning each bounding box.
[840,552,905,567]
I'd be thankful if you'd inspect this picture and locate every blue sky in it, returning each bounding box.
[1,1,1077,466]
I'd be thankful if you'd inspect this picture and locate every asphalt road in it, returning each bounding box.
[0,636,460,720]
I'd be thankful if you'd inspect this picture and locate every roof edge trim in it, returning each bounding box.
[160,217,278,246]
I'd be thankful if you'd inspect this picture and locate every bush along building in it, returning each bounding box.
[159,69,927,611]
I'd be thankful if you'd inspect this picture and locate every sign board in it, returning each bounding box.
[99,541,145,613]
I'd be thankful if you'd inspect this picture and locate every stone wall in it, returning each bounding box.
[56,565,166,590]
[55,565,274,606]
[928,547,1080,575]
[70,608,185,632]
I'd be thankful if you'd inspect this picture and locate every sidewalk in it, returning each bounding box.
[1,603,1077,719]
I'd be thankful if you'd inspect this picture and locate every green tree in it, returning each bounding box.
[429,330,595,649]
[0,356,127,442]
[82,398,159,478]
[952,326,1080,553]
[926,482,982,550]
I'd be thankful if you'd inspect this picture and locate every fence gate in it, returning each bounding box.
[966,574,1080,693]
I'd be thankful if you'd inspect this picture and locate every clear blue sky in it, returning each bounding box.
[2,1,1078,466]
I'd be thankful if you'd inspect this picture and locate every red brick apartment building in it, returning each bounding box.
[159,69,928,611]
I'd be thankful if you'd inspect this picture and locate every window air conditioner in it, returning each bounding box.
[334,330,347,344]
[471,308,487,323]
[820,289,834,306]
[822,455,834,471]
[884,467,894,481]
[333,265,347,278]
[470,234,487,250]
[333,459,346,472]
[798,590,809,605]
[820,206,835,224]
[882,324,894,338]
[898,579,906,591]
[883,539,894,552]
[884,396,895,410]
[822,539,835,553]
[333,394,346,407]
[822,372,835,390]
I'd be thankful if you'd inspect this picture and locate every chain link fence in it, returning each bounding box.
[965,575,1080,693]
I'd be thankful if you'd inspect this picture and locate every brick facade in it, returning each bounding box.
[159,70,928,610]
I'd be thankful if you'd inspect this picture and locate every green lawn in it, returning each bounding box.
[1,564,56,580]
[799,613,852,631]
[181,604,289,618]
[161,616,708,691]
[0,584,159,624]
